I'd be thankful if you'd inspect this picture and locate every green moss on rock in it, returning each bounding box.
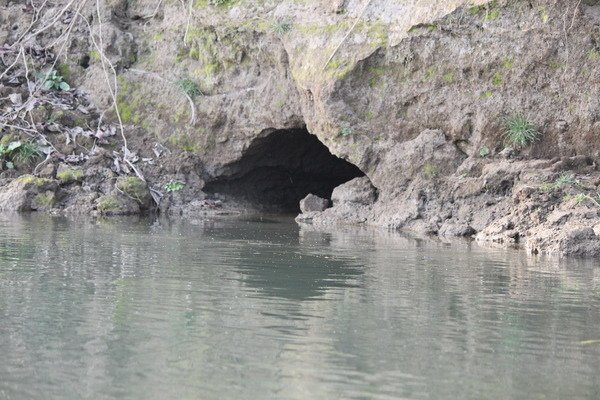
[57,167,84,184]
[33,192,55,209]
[491,71,503,86]
[115,176,152,207]
[96,195,120,213]
[16,175,52,187]
[0,134,14,146]
[168,132,201,153]
[56,63,71,82]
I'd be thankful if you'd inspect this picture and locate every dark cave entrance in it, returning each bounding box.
[204,128,364,213]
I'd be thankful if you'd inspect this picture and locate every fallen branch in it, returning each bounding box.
[0,123,38,134]
[19,0,79,46]
[0,46,24,81]
[142,0,165,20]
[12,0,51,45]
[179,0,193,44]
[33,153,52,174]
[124,157,146,182]
[78,5,129,151]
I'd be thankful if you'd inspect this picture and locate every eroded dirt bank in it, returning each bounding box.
[1,0,600,256]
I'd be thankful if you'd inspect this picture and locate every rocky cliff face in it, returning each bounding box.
[1,0,600,256]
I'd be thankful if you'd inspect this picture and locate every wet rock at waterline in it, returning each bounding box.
[0,175,58,212]
[94,193,141,216]
[296,177,377,226]
[299,194,329,213]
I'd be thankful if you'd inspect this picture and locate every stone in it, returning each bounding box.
[0,175,57,211]
[115,176,154,210]
[331,177,377,206]
[95,193,140,216]
[439,222,475,237]
[299,194,329,213]
[31,191,56,210]
[527,227,600,257]
[38,163,56,178]
[56,164,84,184]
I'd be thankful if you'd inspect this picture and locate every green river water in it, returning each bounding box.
[0,214,598,399]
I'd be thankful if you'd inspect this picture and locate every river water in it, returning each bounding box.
[0,214,598,399]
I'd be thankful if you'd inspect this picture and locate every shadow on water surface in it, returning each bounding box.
[172,215,366,301]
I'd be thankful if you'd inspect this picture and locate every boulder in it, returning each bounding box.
[95,193,140,216]
[332,176,377,206]
[0,175,57,211]
[56,163,84,184]
[115,176,154,210]
[299,194,329,213]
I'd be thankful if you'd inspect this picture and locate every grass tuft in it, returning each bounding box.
[175,78,202,98]
[272,19,293,35]
[339,126,353,137]
[164,180,185,193]
[504,114,539,148]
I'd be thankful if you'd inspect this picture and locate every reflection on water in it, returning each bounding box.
[0,214,599,400]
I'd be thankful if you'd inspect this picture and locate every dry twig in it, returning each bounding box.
[323,0,373,71]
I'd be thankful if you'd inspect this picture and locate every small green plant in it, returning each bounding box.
[34,193,55,208]
[116,176,151,205]
[423,66,436,82]
[491,71,503,86]
[175,78,201,98]
[587,49,600,62]
[339,126,353,137]
[501,58,514,69]
[479,146,490,157]
[96,195,120,213]
[16,175,51,186]
[37,70,70,91]
[13,142,40,164]
[554,173,577,188]
[504,114,540,148]
[89,50,101,62]
[272,19,293,35]
[423,163,438,178]
[164,180,185,193]
[574,193,588,205]
[484,9,500,20]
[209,0,232,5]
[443,71,455,84]
[0,140,40,168]
[469,1,499,20]
[0,142,17,169]
[541,173,579,192]
[408,23,437,33]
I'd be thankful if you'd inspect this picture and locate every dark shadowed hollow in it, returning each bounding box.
[204,128,364,212]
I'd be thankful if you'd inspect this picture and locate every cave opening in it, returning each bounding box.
[204,128,364,213]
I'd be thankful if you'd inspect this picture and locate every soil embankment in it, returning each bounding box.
[1,0,600,256]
